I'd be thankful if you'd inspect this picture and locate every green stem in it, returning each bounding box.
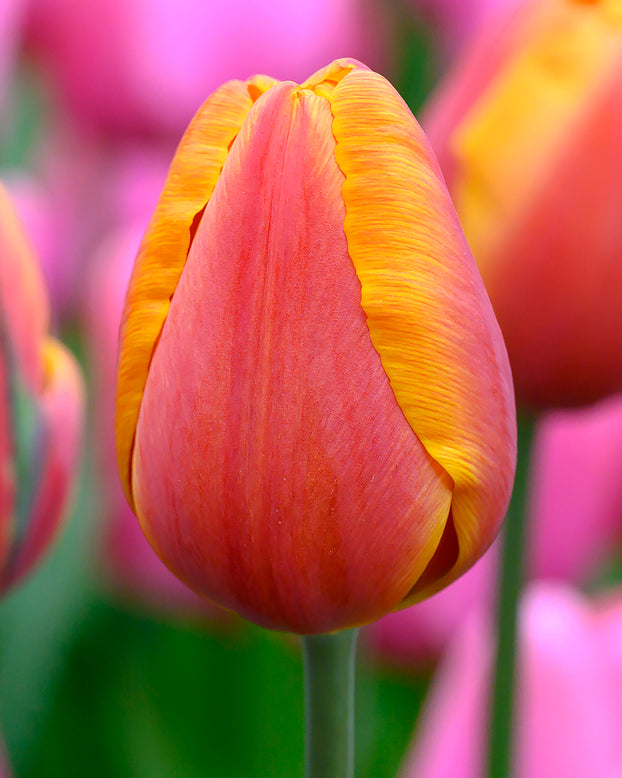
[487,415,538,778]
[302,628,359,778]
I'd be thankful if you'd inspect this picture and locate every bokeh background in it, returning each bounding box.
[2,1,622,776]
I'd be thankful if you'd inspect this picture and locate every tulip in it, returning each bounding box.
[5,122,176,323]
[0,182,83,594]
[24,0,384,137]
[115,58,516,634]
[369,392,622,663]
[529,393,622,580]
[424,0,622,408]
[400,583,622,778]
[2,127,105,323]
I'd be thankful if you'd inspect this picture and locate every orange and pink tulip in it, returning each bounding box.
[115,59,516,634]
[0,183,84,594]
[425,0,622,408]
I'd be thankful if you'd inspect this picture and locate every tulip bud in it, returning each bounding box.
[115,59,516,634]
[0,183,84,594]
[425,0,622,408]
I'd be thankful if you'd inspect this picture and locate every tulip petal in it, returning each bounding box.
[301,57,365,97]
[132,82,454,633]
[116,76,277,510]
[330,68,516,599]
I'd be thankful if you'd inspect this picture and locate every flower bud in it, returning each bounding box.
[425,0,622,407]
[0,183,84,594]
[115,59,516,633]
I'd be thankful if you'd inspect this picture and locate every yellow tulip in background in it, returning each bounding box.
[425,0,622,408]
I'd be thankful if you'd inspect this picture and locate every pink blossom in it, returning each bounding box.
[529,397,622,581]
[5,126,174,322]
[400,584,622,778]
[24,0,384,137]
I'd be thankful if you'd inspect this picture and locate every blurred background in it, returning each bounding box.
[2,1,622,776]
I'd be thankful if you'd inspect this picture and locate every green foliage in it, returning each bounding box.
[0,536,428,777]
[0,454,429,778]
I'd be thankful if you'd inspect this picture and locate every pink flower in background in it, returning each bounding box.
[368,395,622,664]
[24,0,385,137]
[0,182,84,595]
[4,174,73,323]
[8,134,214,612]
[400,584,622,778]
[4,128,174,323]
[529,395,622,582]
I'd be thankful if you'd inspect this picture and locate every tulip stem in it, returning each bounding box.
[302,628,359,778]
[487,414,537,778]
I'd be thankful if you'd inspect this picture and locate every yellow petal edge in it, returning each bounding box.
[330,68,516,601]
[115,76,277,510]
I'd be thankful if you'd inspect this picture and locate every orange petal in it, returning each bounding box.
[132,83,453,633]
[330,68,516,599]
[116,77,277,510]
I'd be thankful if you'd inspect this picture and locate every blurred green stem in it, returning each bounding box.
[302,628,358,778]
[488,415,537,778]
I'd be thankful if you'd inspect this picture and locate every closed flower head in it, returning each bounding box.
[116,59,516,634]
